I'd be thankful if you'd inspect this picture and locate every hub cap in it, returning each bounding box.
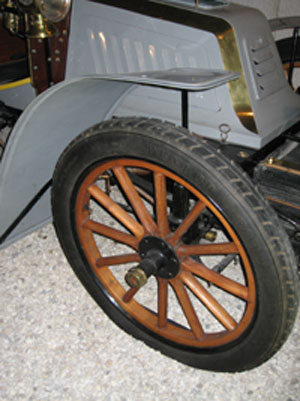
[139,236,180,279]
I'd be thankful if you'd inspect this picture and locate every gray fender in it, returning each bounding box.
[269,16,300,31]
[0,77,133,248]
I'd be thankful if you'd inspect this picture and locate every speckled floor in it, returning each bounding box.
[0,223,299,401]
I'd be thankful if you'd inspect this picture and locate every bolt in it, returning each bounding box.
[204,231,217,242]
[125,267,148,289]
[268,157,276,165]
[238,151,249,159]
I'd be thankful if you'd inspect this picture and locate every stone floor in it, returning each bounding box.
[0,224,299,401]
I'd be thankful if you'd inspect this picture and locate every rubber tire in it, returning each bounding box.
[51,117,299,372]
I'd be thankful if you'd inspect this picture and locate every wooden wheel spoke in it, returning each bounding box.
[135,186,154,205]
[83,219,139,250]
[123,287,139,303]
[154,172,170,237]
[182,259,249,301]
[113,166,157,234]
[177,242,238,258]
[171,278,204,339]
[88,184,144,239]
[96,253,140,268]
[180,271,237,331]
[168,201,206,246]
[157,278,168,328]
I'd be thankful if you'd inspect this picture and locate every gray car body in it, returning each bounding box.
[0,0,299,248]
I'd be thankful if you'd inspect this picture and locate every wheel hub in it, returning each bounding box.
[139,236,180,279]
[125,236,180,288]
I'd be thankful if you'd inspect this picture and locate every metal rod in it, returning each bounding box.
[181,89,189,129]
[288,27,299,87]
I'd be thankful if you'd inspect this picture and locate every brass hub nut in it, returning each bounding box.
[125,266,148,289]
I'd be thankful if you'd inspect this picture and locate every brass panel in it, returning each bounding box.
[217,29,257,133]
[192,14,257,133]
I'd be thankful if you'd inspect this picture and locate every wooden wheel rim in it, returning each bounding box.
[75,158,256,348]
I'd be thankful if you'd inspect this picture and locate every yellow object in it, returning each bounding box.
[0,77,31,91]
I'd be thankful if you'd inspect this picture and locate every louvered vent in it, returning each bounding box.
[250,37,284,99]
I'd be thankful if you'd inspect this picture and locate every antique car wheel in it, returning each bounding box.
[52,117,298,372]
[276,36,300,93]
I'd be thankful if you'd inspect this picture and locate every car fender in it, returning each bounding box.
[0,77,133,247]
